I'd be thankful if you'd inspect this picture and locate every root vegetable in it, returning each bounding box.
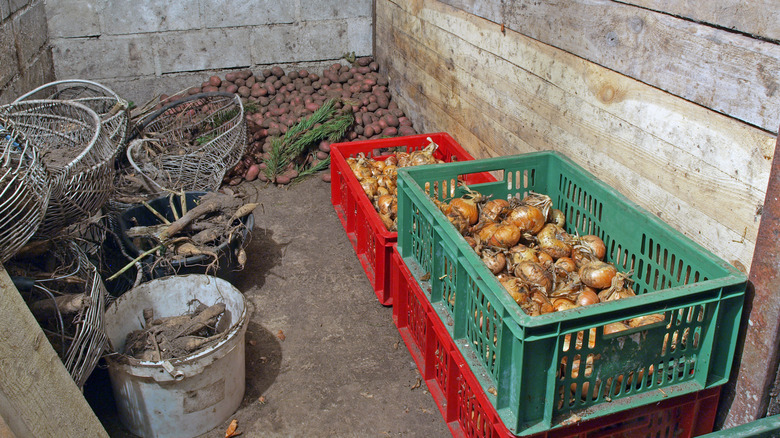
[31,293,87,319]
[245,164,261,181]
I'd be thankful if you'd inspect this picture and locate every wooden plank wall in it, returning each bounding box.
[374,0,779,429]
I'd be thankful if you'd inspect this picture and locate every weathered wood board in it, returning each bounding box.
[376,0,776,271]
[622,0,780,43]
[0,267,108,438]
[437,0,780,135]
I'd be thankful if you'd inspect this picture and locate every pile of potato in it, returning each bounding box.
[153,57,417,185]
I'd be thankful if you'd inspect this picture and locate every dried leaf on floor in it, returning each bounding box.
[258,396,267,404]
[225,419,241,437]
[277,330,286,341]
[248,339,256,346]
[410,377,422,390]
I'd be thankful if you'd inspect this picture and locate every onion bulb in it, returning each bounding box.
[537,224,573,259]
[628,313,665,328]
[481,198,510,223]
[480,222,522,249]
[506,205,546,235]
[448,197,480,226]
[598,272,636,302]
[578,235,607,261]
[482,250,507,275]
[576,288,600,307]
[549,208,566,227]
[500,277,530,304]
[514,261,553,293]
[553,297,578,312]
[579,261,617,289]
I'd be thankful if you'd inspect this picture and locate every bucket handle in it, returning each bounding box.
[162,360,185,381]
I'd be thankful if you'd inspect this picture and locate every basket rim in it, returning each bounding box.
[1,99,104,175]
[14,79,122,103]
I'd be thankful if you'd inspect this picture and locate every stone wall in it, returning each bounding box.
[0,0,55,104]
[45,0,374,104]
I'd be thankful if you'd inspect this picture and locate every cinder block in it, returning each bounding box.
[156,28,251,74]
[299,0,371,21]
[347,16,372,56]
[1,0,11,21]
[0,49,54,103]
[8,0,24,14]
[250,21,348,65]
[103,0,200,35]
[13,1,48,65]
[0,19,18,88]
[44,0,100,38]
[51,35,156,79]
[201,0,294,28]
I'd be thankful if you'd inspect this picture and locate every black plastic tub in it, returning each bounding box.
[118,192,253,282]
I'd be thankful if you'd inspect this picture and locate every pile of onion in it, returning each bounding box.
[347,138,443,231]
[438,188,658,328]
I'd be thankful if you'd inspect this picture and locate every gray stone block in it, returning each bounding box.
[347,16,372,56]
[0,19,18,88]
[0,49,54,103]
[201,0,294,28]
[8,0,25,14]
[14,1,48,65]
[1,0,11,21]
[299,0,371,21]
[156,28,251,74]
[250,21,348,65]
[103,0,200,35]
[51,35,156,79]
[45,0,100,38]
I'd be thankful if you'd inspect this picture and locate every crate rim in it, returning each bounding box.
[396,149,747,329]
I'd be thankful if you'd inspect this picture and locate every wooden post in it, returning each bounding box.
[720,128,780,428]
[0,266,108,437]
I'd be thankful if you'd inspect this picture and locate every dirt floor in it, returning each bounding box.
[84,175,450,437]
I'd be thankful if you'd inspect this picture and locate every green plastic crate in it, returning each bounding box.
[702,415,780,437]
[395,150,747,436]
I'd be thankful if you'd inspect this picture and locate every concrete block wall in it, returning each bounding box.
[0,0,55,104]
[45,0,374,105]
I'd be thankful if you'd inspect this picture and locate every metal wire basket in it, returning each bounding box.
[14,79,129,155]
[0,117,52,263]
[0,99,116,237]
[126,92,246,194]
[5,239,109,388]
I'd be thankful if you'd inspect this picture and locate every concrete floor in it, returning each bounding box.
[86,176,450,437]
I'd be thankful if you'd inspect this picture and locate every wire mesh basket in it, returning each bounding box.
[5,239,109,388]
[125,92,246,195]
[0,99,116,237]
[0,116,52,263]
[14,79,129,155]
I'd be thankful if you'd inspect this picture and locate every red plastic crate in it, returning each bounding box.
[330,132,493,305]
[389,246,721,438]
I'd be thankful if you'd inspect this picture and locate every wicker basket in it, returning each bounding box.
[0,117,52,262]
[14,79,129,155]
[5,239,109,388]
[0,99,116,237]
[126,92,246,194]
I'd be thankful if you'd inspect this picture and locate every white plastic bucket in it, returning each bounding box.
[104,275,248,438]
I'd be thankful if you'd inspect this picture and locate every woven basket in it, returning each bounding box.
[0,117,52,262]
[5,240,109,388]
[1,100,116,237]
[126,92,246,194]
[14,79,129,155]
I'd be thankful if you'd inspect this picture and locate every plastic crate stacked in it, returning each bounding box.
[330,133,494,305]
[390,246,722,438]
[392,150,746,436]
